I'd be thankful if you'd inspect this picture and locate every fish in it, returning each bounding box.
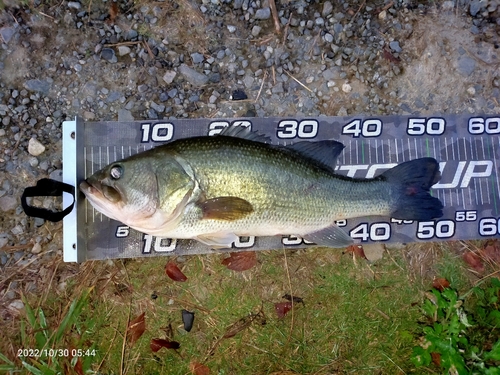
[79,125,444,248]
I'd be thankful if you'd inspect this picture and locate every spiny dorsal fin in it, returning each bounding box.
[287,140,345,169]
[218,125,271,143]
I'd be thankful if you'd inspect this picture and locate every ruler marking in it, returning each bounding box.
[91,147,95,223]
[478,137,490,205]
[461,189,465,209]
[84,147,88,223]
[394,139,399,162]
[451,137,456,160]
[444,137,449,161]
[462,137,468,161]
[121,145,124,159]
[494,137,500,215]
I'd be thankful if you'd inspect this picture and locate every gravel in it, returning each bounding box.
[0,0,499,304]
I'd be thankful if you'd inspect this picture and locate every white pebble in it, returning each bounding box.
[342,83,352,93]
[28,137,46,156]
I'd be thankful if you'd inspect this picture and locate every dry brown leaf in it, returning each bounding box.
[482,240,500,265]
[345,244,367,260]
[274,301,293,318]
[109,2,119,23]
[463,251,485,272]
[190,362,210,375]
[150,338,180,352]
[431,352,441,367]
[127,312,146,346]
[432,278,450,292]
[74,357,84,375]
[223,311,265,338]
[165,261,188,282]
[221,251,257,271]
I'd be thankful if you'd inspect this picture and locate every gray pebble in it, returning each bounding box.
[0,196,17,212]
[0,27,16,44]
[255,7,271,20]
[168,88,178,98]
[67,1,81,9]
[118,109,134,122]
[389,41,402,53]
[469,0,483,16]
[49,169,63,181]
[251,25,262,37]
[322,1,333,17]
[150,102,165,113]
[101,48,117,63]
[179,64,209,86]
[457,56,476,76]
[24,79,52,95]
[191,52,204,64]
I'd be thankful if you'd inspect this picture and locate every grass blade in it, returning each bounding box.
[53,288,92,345]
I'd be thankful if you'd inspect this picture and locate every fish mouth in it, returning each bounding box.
[80,179,122,203]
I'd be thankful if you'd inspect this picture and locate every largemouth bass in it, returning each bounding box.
[80,126,443,248]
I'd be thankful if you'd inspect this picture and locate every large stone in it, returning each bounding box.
[178,64,209,86]
[0,196,17,212]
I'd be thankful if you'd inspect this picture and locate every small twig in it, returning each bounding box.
[283,248,295,347]
[269,0,281,34]
[103,41,142,48]
[283,69,313,93]
[38,11,55,20]
[282,13,292,45]
[254,71,267,103]
[461,44,494,66]
[351,0,366,21]
[379,1,394,13]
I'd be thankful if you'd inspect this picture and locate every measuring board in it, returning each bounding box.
[62,114,500,262]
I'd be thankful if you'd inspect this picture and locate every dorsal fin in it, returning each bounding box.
[218,125,271,143]
[287,140,345,169]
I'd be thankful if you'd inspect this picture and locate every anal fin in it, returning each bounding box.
[303,224,353,248]
[196,233,239,249]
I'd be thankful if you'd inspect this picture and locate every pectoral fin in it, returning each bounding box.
[199,197,253,221]
[303,224,354,248]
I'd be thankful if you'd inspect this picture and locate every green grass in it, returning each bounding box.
[2,243,491,374]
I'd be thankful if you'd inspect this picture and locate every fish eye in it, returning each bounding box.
[110,165,123,180]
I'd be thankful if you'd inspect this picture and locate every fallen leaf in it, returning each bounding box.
[190,362,210,375]
[127,312,145,346]
[165,261,188,281]
[150,338,180,352]
[74,357,84,375]
[383,47,401,64]
[274,302,293,318]
[221,251,257,271]
[431,352,441,367]
[482,240,500,265]
[463,251,485,272]
[432,278,450,292]
[345,244,367,260]
[109,2,118,23]
[182,309,195,332]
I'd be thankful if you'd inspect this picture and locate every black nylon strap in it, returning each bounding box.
[21,179,75,222]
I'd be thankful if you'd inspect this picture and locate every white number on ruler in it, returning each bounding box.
[407,118,446,135]
[416,220,455,239]
[142,234,177,253]
[350,222,390,242]
[281,235,315,246]
[208,120,252,136]
[479,218,500,236]
[342,119,382,138]
[455,210,477,222]
[468,117,500,135]
[141,123,174,142]
[276,120,318,139]
[115,226,130,238]
[233,236,255,248]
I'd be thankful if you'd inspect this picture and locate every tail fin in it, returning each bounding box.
[382,158,443,220]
